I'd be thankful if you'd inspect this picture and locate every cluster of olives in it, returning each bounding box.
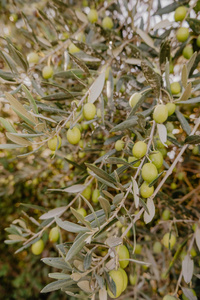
[31,226,59,255]
[174,6,200,59]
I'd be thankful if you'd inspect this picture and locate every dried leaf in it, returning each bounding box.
[99,287,107,300]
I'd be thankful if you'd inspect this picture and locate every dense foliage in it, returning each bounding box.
[0,0,200,299]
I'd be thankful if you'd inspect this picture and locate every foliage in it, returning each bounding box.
[1,0,200,299]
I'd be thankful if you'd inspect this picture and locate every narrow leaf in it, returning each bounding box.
[55,216,88,233]
[98,197,111,219]
[144,198,155,224]
[86,164,116,184]
[40,206,67,220]
[182,254,194,284]
[175,109,191,135]
[157,124,167,147]
[181,65,188,89]
[70,207,92,230]
[65,233,90,261]
[0,118,17,133]
[6,132,31,146]
[22,85,38,114]
[132,178,139,209]
[88,72,105,103]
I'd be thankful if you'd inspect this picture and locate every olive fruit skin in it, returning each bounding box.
[162,233,176,249]
[27,52,39,64]
[174,6,187,22]
[31,239,44,255]
[141,163,158,183]
[176,27,189,42]
[166,103,176,116]
[48,136,62,151]
[149,151,163,169]
[81,186,92,200]
[83,103,96,120]
[129,274,137,285]
[128,156,140,167]
[162,209,170,220]
[118,268,128,291]
[153,241,162,254]
[115,140,124,151]
[170,182,177,190]
[163,296,177,300]
[77,207,87,217]
[102,16,114,30]
[140,181,154,198]
[107,269,124,298]
[116,244,130,269]
[182,45,194,59]
[92,189,100,203]
[132,141,147,158]
[67,127,81,145]
[87,9,98,23]
[42,66,53,79]
[49,226,59,243]
[192,146,199,155]
[166,122,174,133]
[197,35,200,47]
[153,104,168,124]
[170,82,181,95]
[129,92,141,108]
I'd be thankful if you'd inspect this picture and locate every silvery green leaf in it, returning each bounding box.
[65,233,90,261]
[181,287,197,300]
[70,207,92,230]
[22,85,38,114]
[88,72,105,103]
[144,198,155,224]
[99,287,107,300]
[0,118,16,133]
[48,273,71,280]
[41,279,71,293]
[187,52,197,75]
[185,135,200,145]
[132,178,139,209]
[86,164,116,184]
[40,206,67,220]
[157,124,167,147]
[136,28,158,52]
[181,65,188,89]
[41,257,71,270]
[55,216,88,233]
[63,184,86,193]
[98,197,111,219]
[178,82,192,102]
[6,132,31,146]
[175,109,191,135]
[182,254,194,284]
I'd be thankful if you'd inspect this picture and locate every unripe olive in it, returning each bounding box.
[76,32,86,42]
[132,141,147,158]
[153,241,162,254]
[116,244,130,269]
[87,9,98,23]
[48,136,62,151]
[170,82,181,95]
[118,268,128,291]
[92,188,100,203]
[192,146,199,155]
[49,226,59,243]
[107,269,124,298]
[166,122,174,133]
[67,127,81,145]
[102,16,114,30]
[182,45,194,59]
[141,163,158,183]
[177,172,184,180]
[169,62,174,74]
[77,207,87,217]
[31,239,44,255]
[128,156,140,167]
[153,104,168,124]
[27,52,39,64]
[174,6,187,22]
[170,182,177,190]
[81,186,92,200]
[166,103,176,116]
[83,103,96,120]
[42,66,53,79]
[129,92,141,108]
[149,151,163,169]
[129,274,137,285]
[135,244,142,255]
[115,140,124,151]
[162,233,176,249]
[140,181,154,198]
[176,27,189,42]
[163,295,177,300]
[121,226,131,238]
[162,209,170,220]
[197,35,200,47]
